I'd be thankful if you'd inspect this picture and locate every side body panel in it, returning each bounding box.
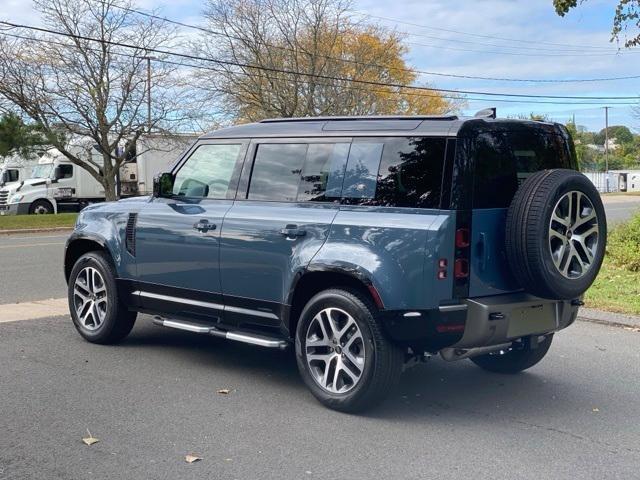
[310,206,454,311]
[219,201,339,330]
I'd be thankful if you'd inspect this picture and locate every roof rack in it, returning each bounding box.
[259,115,459,123]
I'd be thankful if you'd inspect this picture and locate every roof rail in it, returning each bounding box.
[259,115,459,123]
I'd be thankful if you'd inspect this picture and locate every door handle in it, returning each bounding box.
[280,224,307,238]
[193,219,217,233]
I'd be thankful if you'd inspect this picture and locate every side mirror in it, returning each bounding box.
[153,172,175,198]
[53,166,64,180]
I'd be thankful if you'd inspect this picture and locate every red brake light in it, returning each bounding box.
[455,228,470,248]
[454,259,469,279]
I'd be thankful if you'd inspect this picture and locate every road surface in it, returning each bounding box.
[0,314,638,479]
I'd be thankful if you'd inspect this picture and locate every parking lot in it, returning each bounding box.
[1,195,639,479]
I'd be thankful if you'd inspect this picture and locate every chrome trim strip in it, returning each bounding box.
[135,291,224,311]
[152,317,212,334]
[403,312,422,318]
[439,304,468,313]
[224,305,279,320]
[226,331,288,349]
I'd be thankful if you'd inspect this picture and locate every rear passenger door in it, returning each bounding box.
[219,138,350,332]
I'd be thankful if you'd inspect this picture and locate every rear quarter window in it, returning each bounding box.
[342,137,447,208]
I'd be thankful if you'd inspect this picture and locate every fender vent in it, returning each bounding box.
[125,213,138,256]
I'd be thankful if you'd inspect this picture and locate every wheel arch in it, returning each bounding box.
[285,266,383,338]
[64,235,113,283]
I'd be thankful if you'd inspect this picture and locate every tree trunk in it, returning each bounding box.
[103,177,118,202]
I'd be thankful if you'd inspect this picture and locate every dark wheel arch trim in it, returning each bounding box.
[284,264,383,338]
[64,233,111,283]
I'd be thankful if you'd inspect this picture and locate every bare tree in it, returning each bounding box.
[195,0,461,123]
[0,0,190,200]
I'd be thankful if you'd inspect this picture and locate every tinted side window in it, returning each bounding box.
[297,143,350,202]
[248,143,350,202]
[473,129,575,209]
[173,144,243,199]
[342,137,446,208]
[248,144,308,202]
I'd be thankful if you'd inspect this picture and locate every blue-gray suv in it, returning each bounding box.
[64,114,607,411]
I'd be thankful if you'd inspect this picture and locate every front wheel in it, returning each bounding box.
[295,288,403,412]
[470,335,553,374]
[68,251,136,344]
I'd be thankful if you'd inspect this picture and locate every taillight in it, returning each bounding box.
[455,228,470,248]
[454,258,469,279]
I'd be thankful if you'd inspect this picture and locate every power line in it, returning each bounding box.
[352,11,624,51]
[2,31,636,108]
[108,3,640,82]
[404,39,637,57]
[1,21,639,104]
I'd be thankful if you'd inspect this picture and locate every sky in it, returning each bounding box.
[3,0,639,132]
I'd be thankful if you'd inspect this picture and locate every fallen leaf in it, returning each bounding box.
[185,454,202,464]
[217,389,231,395]
[592,407,600,412]
[82,429,99,446]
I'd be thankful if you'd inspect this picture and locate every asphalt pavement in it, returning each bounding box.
[0,314,638,479]
[0,232,68,303]
[601,194,640,224]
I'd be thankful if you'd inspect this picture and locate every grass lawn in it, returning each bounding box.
[585,259,640,316]
[0,213,78,231]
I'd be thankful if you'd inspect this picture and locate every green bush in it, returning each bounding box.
[606,213,640,271]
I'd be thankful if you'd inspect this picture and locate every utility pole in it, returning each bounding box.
[143,56,154,134]
[604,106,610,193]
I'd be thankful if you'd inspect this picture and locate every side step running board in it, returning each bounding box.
[152,316,289,350]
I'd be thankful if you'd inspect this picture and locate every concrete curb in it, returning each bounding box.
[0,227,73,235]
[577,307,640,330]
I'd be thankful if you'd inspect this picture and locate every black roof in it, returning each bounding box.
[201,115,560,139]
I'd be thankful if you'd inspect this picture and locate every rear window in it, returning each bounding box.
[472,128,576,209]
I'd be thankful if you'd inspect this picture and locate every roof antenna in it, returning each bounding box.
[474,108,496,119]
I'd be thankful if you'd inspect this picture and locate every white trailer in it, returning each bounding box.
[119,134,196,196]
[0,134,197,215]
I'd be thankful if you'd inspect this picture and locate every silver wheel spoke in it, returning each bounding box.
[305,307,365,394]
[74,266,108,331]
[549,191,599,280]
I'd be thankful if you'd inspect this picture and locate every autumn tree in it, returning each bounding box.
[0,0,188,200]
[553,0,640,47]
[195,0,461,122]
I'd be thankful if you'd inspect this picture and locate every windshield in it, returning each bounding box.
[31,164,54,179]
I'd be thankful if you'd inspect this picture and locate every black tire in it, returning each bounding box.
[295,288,403,412]
[470,335,553,374]
[505,169,606,300]
[68,251,136,344]
[29,199,54,214]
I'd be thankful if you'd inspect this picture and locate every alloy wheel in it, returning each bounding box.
[305,307,366,394]
[549,190,599,279]
[73,266,108,331]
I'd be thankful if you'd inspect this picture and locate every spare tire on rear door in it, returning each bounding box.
[505,169,606,300]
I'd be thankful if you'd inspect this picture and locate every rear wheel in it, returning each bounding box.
[470,335,553,374]
[68,251,136,344]
[295,288,403,412]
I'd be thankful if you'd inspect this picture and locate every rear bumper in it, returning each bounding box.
[454,292,579,349]
[380,292,579,352]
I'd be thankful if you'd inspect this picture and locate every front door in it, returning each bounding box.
[134,140,247,326]
[219,139,350,333]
